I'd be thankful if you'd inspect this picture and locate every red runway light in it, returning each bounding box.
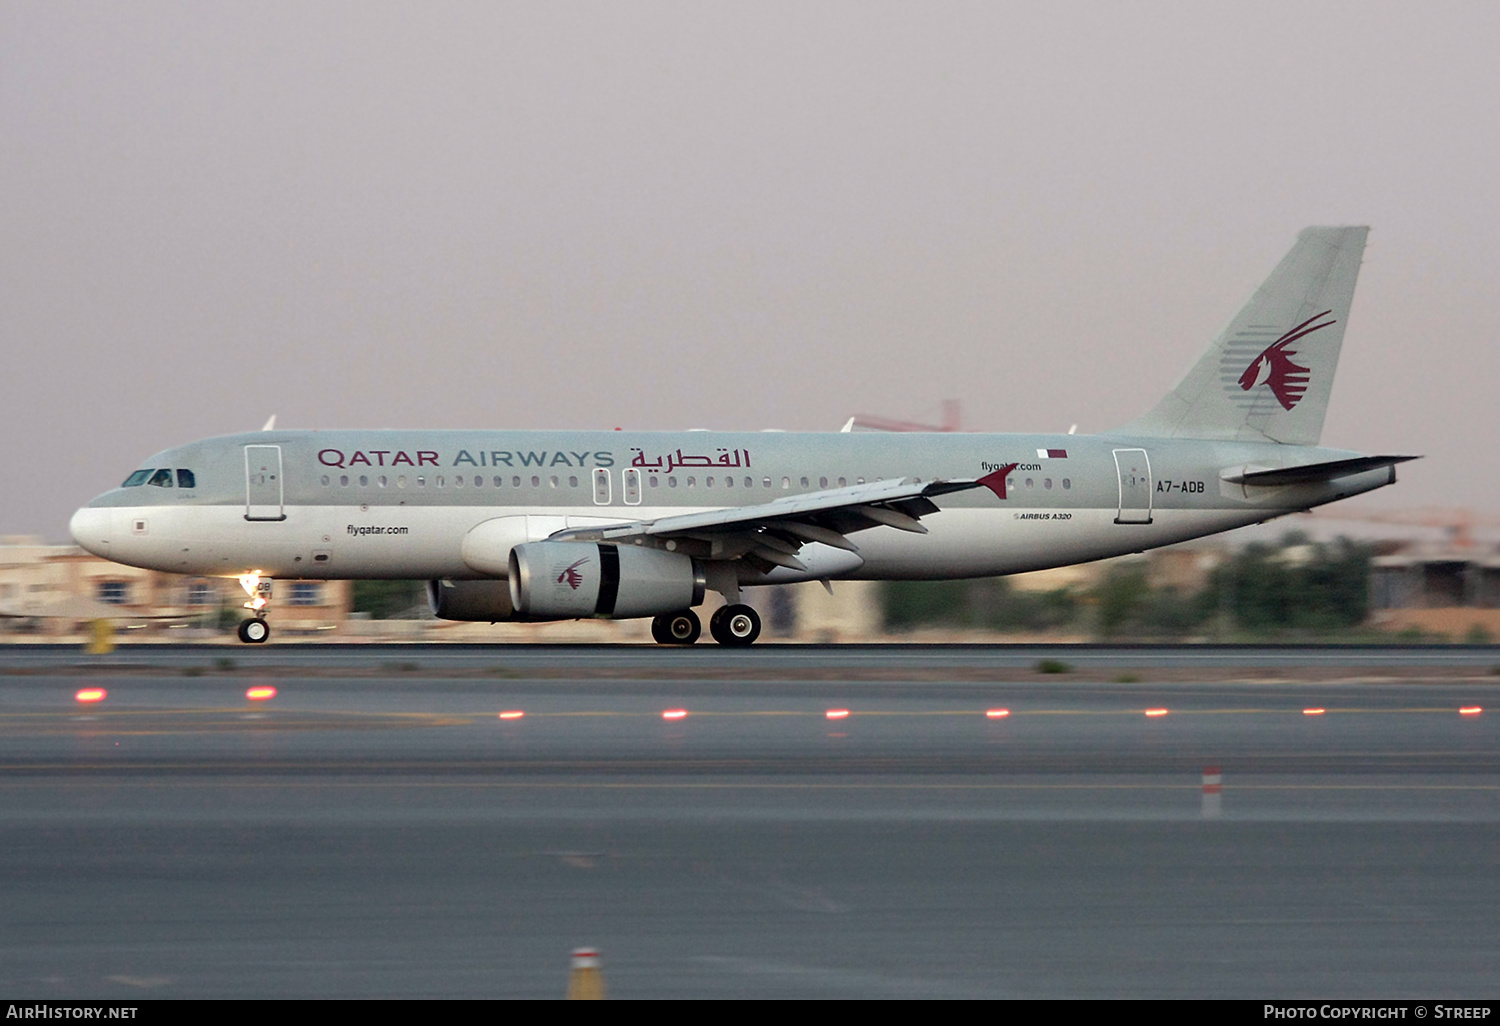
[662,709,687,720]
[985,709,1011,719]
[498,710,525,720]
[1303,708,1325,716]
[245,686,277,701]
[825,709,850,720]
[1460,706,1483,716]
[1144,708,1168,717]
[75,688,106,703]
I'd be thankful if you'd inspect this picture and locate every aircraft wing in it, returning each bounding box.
[549,471,1008,573]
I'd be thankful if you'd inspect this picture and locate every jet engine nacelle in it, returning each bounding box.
[509,542,705,619]
[427,578,530,622]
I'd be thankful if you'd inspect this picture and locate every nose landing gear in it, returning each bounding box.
[235,572,273,644]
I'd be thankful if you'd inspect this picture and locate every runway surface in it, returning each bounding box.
[1,644,1499,998]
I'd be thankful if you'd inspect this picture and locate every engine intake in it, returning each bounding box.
[509,542,705,619]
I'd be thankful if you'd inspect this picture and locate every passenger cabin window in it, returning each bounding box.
[121,470,151,488]
[147,469,173,488]
[176,469,196,489]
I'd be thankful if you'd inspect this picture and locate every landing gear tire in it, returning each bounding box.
[237,617,270,644]
[710,604,761,647]
[652,610,701,645]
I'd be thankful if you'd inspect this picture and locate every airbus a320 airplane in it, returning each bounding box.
[71,227,1412,645]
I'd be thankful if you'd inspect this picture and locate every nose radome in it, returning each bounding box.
[69,507,111,559]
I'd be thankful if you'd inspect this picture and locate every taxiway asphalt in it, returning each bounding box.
[1,645,1497,998]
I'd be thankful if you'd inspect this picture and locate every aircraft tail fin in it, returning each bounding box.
[1119,226,1368,445]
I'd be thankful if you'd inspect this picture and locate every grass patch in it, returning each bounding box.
[382,661,420,673]
[1036,659,1072,674]
[214,657,236,672]
[1112,672,1142,683]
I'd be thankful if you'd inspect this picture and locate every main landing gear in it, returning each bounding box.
[235,572,273,644]
[649,603,762,646]
[651,609,701,645]
[709,604,760,647]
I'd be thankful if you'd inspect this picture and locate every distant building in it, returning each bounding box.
[0,538,351,640]
[1371,544,1500,639]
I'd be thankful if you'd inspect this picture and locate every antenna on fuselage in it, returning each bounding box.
[261,415,277,432]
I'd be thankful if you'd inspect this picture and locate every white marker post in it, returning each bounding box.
[567,947,606,1000]
[1201,766,1222,819]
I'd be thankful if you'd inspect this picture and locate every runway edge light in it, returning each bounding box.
[567,948,605,1000]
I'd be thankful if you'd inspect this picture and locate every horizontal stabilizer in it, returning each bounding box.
[1223,455,1419,487]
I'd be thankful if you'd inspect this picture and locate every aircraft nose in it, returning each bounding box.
[69,506,112,558]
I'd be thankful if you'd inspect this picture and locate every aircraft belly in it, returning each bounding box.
[850,507,1272,580]
[92,498,1297,583]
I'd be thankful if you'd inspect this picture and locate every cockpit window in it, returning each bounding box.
[121,470,152,488]
[176,469,196,489]
[147,469,174,488]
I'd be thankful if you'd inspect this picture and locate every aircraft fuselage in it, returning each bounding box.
[70,428,1395,585]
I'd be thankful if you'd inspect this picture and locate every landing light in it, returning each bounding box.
[75,688,106,704]
[825,709,850,720]
[1303,707,1326,716]
[245,686,277,701]
[662,709,687,720]
[1144,708,1169,717]
[1461,706,1483,716]
[498,710,525,720]
[986,709,1011,719]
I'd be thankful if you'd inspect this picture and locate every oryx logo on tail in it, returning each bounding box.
[1237,310,1335,411]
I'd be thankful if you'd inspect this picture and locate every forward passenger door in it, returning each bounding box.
[245,445,286,521]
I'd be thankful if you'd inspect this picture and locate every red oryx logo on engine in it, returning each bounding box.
[557,557,589,590]
[1237,310,1335,411]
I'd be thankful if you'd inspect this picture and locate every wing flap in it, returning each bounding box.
[549,476,986,554]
